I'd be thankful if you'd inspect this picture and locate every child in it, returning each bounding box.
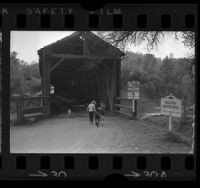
[87,100,96,125]
[100,101,105,121]
[95,107,101,127]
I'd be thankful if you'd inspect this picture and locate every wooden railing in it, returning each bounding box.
[11,96,49,119]
[114,97,133,116]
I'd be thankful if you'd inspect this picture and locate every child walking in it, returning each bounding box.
[87,100,96,125]
[100,101,105,121]
[95,107,101,127]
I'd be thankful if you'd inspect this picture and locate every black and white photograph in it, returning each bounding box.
[10,31,195,153]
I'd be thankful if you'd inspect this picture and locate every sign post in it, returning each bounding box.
[132,93,138,119]
[169,112,172,132]
[161,94,182,132]
[132,94,135,113]
[128,81,140,119]
[132,94,138,119]
[133,81,139,119]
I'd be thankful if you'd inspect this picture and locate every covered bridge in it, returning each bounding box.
[38,31,125,114]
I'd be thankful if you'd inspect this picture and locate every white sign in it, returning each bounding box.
[128,81,133,99]
[133,81,140,99]
[161,95,182,118]
[127,81,140,99]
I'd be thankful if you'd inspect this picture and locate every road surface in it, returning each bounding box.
[10,113,191,153]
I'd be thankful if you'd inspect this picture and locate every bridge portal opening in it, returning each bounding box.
[38,31,124,114]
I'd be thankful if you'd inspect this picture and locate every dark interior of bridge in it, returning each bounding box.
[50,58,102,106]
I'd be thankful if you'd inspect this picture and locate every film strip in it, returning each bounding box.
[0,3,197,181]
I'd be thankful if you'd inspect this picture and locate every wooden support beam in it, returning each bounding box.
[115,104,133,110]
[50,57,65,72]
[116,59,121,111]
[115,97,132,101]
[24,107,43,114]
[51,53,121,60]
[116,59,121,98]
[41,49,51,114]
[110,60,116,111]
[83,32,86,56]
[41,50,45,112]
[52,53,84,59]
[115,110,132,117]
[46,51,51,114]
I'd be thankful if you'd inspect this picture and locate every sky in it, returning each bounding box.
[10,31,195,63]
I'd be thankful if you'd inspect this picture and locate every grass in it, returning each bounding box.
[137,97,160,114]
[134,96,194,146]
[142,112,193,146]
[162,131,192,146]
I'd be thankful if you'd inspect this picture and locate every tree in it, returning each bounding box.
[121,52,164,99]
[159,56,175,96]
[10,51,24,95]
[98,31,164,51]
[98,31,195,79]
[23,62,40,79]
[98,31,195,51]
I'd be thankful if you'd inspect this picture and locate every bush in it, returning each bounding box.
[137,97,159,114]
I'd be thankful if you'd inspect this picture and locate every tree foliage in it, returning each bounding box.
[98,31,195,51]
[121,52,194,105]
[10,51,40,96]
[98,31,195,80]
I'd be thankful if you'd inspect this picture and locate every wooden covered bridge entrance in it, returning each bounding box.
[30,31,125,115]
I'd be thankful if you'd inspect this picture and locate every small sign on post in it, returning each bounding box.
[132,81,140,100]
[161,94,182,132]
[128,81,140,99]
[128,81,133,99]
[128,81,140,119]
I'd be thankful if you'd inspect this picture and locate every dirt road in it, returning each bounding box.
[10,113,191,153]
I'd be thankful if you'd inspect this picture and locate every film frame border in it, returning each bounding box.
[0,3,198,181]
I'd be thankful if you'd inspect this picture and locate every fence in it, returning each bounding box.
[114,97,133,116]
[11,96,49,120]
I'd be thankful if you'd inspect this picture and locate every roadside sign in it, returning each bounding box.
[128,81,133,90]
[128,81,133,99]
[127,81,140,99]
[161,95,182,118]
[133,81,140,99]
[161,94,182,132]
